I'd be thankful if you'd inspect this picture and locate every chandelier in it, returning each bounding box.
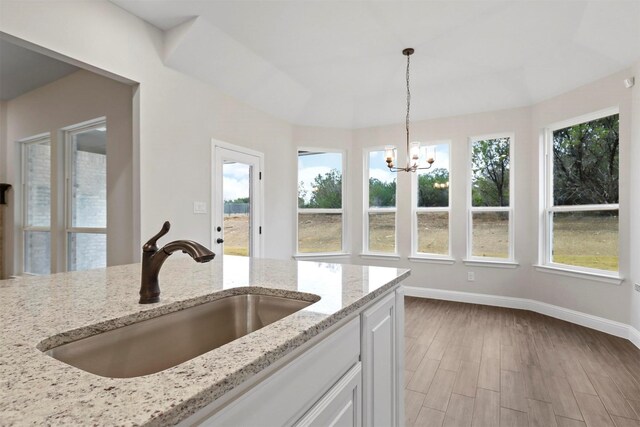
[385,48,435,172]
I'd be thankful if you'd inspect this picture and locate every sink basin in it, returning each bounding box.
[45,293,316,378]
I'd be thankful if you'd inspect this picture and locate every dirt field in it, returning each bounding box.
[224,213,618,271]
[223,215,250,256]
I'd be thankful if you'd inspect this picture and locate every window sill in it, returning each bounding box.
[292,253,351,260]
[408,256,455,265]
[462,259,519,269]
[534,264,623,285]
[359,253,401,261]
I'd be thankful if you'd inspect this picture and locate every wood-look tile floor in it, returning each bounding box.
[403,297,640,427]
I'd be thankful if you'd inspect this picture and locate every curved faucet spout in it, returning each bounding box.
[139,222,216,304]
[162,240,216,263]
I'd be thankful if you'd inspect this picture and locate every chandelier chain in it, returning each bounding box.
[406,53,411,151]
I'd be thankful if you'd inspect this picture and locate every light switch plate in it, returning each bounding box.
[193,201,207,214]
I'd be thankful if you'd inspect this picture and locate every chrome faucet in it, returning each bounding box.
[139,221,216,304]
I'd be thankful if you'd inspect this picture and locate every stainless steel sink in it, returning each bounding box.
[45,293,315,378]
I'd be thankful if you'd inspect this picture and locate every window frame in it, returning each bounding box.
[63,118,108,272]
[20,133,52,276]
[363,146,398,256]
[466,132,515,262]
[295,147,347,256]
[411,140,453,260]
[541,107,619,276]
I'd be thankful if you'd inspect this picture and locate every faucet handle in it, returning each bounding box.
[143,221,171,252]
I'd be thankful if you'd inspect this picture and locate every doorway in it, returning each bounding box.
[213,141,263,258]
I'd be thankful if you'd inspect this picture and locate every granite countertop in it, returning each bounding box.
[0,256,410,426]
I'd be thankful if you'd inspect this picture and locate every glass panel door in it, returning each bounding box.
[214,144,263,258]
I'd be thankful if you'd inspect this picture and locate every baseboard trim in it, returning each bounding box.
[404,286,640,350]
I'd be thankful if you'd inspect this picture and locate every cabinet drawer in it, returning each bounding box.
[295,362,362,427]
[199,317,361,427]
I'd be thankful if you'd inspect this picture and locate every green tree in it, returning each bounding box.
[472,138,510,207]
[417,168,449,207]
[369,178,396,207]
[307,169,342,208]
[553,114,618,205]
[297,181,307,208]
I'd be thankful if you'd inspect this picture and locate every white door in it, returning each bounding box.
[213,142,263,258]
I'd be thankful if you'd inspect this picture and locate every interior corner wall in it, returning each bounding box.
[3,69,134,273]
[629,61,640,333]
[0,0,296,262]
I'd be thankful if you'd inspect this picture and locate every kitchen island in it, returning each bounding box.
[0,256,409,426]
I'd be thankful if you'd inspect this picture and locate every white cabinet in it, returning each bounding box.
[295,362,362,427]
[361,289,404,427]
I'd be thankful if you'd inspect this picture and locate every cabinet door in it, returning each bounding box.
[295,362,362,427]
[361,292,396,427]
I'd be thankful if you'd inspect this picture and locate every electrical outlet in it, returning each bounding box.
[193,201,207,214]
[635,283,640,293]
[467,272,475,282]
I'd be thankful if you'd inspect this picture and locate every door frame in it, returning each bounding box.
[211,139,264,258]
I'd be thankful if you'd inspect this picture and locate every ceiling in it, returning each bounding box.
[111,1,640,129]
[0,39,79,101]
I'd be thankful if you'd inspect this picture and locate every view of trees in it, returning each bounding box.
[369,178,396,207]
[299,167,452,209]
[471,137,510,207]
[553,114,619,205]
[299,169,342,208]
[298,117,617,211]
[418,168,449,207]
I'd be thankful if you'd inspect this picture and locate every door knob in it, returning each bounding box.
[216,238,224,244]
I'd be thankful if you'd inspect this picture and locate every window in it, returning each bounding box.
[22,135,51,275]
[413,142,451,257]
[468,135,513,260]
[364,148,397,254]
[297,150,345,253]
[65,122,107,271]
[543,110,619,273]
[19,119,107,275]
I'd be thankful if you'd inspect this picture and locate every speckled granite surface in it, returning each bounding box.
[0,256,409,426]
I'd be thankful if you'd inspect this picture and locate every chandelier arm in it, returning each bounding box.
[415,163,434,171]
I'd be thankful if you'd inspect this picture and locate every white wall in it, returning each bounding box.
[2,69,134,274]
[0,0,296,263]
